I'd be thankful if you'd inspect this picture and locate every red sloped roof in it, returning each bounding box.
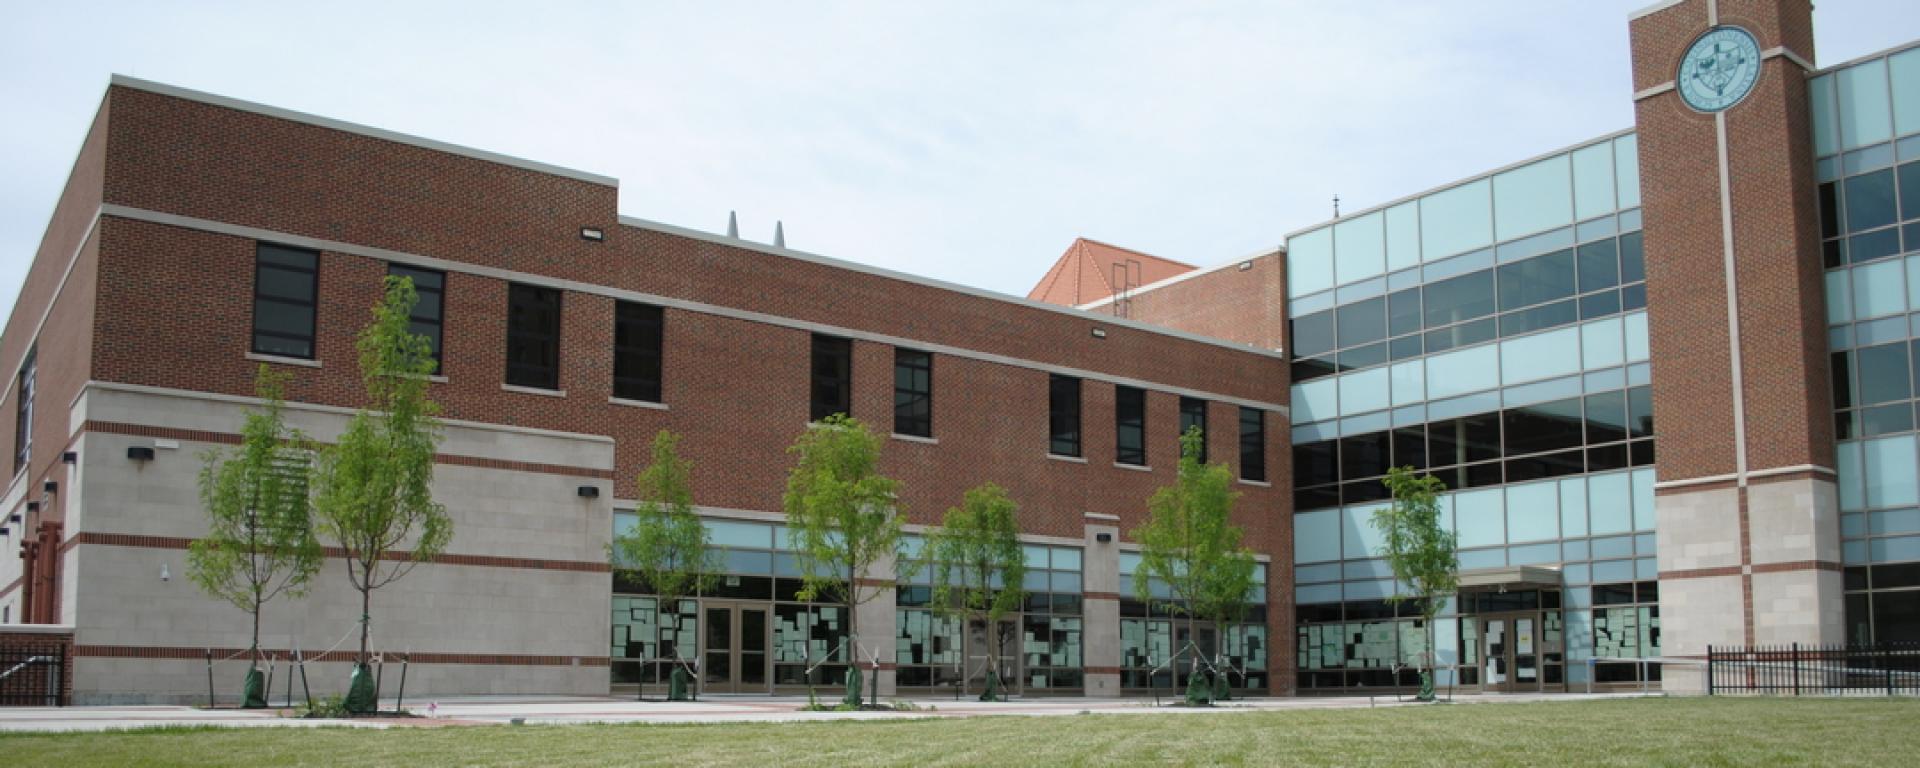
[1025,238,1197,307]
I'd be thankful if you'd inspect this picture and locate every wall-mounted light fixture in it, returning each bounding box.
[1091,328,1107,339]
[1096,532,1113,543]
[1239,260,1254,271]
[576,485,601,499]
[61,451,77,465]
[580,227,605,242]
[127,446,156,462]
[160,564,170,582]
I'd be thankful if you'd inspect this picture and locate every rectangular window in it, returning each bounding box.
[1116,386,1147,466]
[1178,396,1208,463]
[252,243,319,359]
[1239,407,1266,482]
[388,264,444,372]
[14,347,34,475]
[614,301,664,403]
[505,283,561,390]
[810,335,852,421]
[1049,375,1082,457]
[893,349,932,438]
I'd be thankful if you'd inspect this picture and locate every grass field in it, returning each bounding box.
[2,698,1916,766]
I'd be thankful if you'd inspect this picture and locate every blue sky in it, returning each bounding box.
[3,1,1917,321]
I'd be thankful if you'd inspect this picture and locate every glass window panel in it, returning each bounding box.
[1627,386,1655,439]
[1589,472,1633,535]
[1454,489,1505,548]
[1339,367,1391,416]
[1424,270,1496,327]
[1632,469,1657,531]
[1294,439,1338,488]
[1828,271,1853,325]
[1572,142,1617,221]
[1494,155,1574,241]
[1847,169,1899,233]
[1837,441,1864,512]
[1857,342,1912,405]
[1292,310,1335,359]
[254,302,314,336]
[1502,326,1582,384]
[1865,435,1920,508]
[1614,135,1641,210]
[1618,232,1645,284]
[1498,249,1577,311]
[1861,403,1915,437]
[1560,477,1589,538]
[1505,397,1584,456]
[1289,228,1335,297]
[1294,378,1338,424]
[1577,239,1619,293]
[1812,73,1839,157]
[1581,317,1625,372]
[1624,313,1650,362]
[1580,291,1622,320]
[1505,481,1560,542]
[1387,289,1422,337]
[1340,431,1391,482]
[1894,48,1920,138]
[1420,179,1494,260]
[1339,342,1389,371]
[1425,317,1497,354]
[1334,212,1386,285]
[707,520,773,549]
[256,268,314,301]
[1902,162,1920,222]
[1850,228,1901,264]
[1427,344,1501,399]
[1390,361,1424,407]
[1386,202,1421,271]
[1429,413,1503,465]
[1501,300,1578,337]
[1392,426,1428,470]
[1585,390,1629,444]
[1390,335,1423,361]
[1337,297,1387,348]
[1837,58,1893,150]
[1343,503,1390,559]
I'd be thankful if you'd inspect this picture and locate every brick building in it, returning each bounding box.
[2,0,1915,702]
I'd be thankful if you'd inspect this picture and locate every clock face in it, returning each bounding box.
[1677,26,1762,113]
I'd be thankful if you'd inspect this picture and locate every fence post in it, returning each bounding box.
[1706,645,1714,696]
[1792,643,1799,696]
[1886,643,1895,697]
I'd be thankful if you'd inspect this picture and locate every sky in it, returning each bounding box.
[3,0,1918,321]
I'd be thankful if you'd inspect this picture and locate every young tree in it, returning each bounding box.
[925,483,1025,702]
[1372,466,1459,703]
[188,365,324,708]
[310,276,452,714]
[782,414,902,708]
[1131,426,1257,706]
[609,430,717,701]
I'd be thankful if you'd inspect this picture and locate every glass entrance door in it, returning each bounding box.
[702,602,770,694]
[1174,623,1220,689]
[966,618,1021,695]
[1481,612,1544,693]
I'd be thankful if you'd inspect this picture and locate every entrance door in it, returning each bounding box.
[702,602,770,694]
[1174,622,1219,689]
[966,618,1020,695]
[1481,612,1541,693]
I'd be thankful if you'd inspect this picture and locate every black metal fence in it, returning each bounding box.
[1707,643,1920,696]
[0,643,69,706]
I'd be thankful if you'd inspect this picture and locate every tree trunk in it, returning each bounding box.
[359,572,372,664]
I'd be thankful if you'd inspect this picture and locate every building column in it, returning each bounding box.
[855,552,898,697]
[1628,0,1843,692]
[1081,513,1123,697]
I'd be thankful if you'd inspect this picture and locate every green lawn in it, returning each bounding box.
[3,698,1916,767]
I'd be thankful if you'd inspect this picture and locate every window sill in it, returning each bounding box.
[501,383,566,398]
[1112,462,1152,473]
[246,352,321,368]
[1046,453,1088,464]
[609,397,669,411]
[891,433,937,445]
[1237,478,1272,488]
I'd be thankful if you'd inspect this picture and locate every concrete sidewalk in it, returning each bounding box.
[0,692,1655,733]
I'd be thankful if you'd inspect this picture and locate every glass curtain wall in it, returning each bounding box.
[1286,131,1656,690]
[1814,44,1920,645]
[1118,553,1269,692]
[894,538,1086,693]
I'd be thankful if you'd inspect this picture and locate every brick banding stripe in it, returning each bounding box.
[82,420,615,480]
[67,531,612,573]
[1659,560,1841,581]
[1082,591,1121,601]
[1084,666,1122,675]
[74,644,609,667]
[1654,478,1740,496]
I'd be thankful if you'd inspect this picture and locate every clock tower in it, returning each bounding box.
[1629,0,1840,691]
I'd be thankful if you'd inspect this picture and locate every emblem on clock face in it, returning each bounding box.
[1677,26,1761,113]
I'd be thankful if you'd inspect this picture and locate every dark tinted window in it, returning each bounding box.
[1337,297,1387,348]
[1425,317,1497,353]
[1292,311,1335,358]
[388,264,444,371]
[1294,440,1337,488]
[1387,289,1422,337]
[1392,426,1427,470]
[1856,343,1911,405]
[1115,386,1147,466]
[1618,232,1645,284]
[1584,391,1628,444]
[1424,271,1495,328]
[810,335,852,421]
[1901,162,1920,221]
[253,244,319,359]
[1851,228,1901,264]
[1179,396,1207,463]
[614,302,664,402]
[1627,385,1655,438]
[13,347,33,474]
[1497,249,1576,310]
[1576,239,1619,292]
[1049,375,1082,457]
[1833,351,1854,410]
[1504,397,1584,456]
[1338,342,1388,371]
[1430,413,1501,465]
[1819,182,1841,240]
[893,349,933,438]
[1500,299,1577,336]
[505,284,561,389]
[1340,431,1390,481]
[1845,168,1897,232]
[1239,407,1266,482]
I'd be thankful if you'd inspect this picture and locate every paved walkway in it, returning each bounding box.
[0,691,1655,733]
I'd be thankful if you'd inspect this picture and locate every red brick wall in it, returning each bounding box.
[1631,0,1828,481]
[1091,252,1288,353]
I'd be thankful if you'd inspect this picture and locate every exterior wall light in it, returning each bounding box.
[127,446,156,462]
[577,485,601,498]
[1096,532,1113,543]
[1091,328,1107,339]
[580,227,605,242]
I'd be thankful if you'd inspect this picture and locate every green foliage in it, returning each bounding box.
[187,365,323,684]
[310,276,452,683]
[1373,466,1459,701]
[925,483,1025,701]
[295,694,352,719]
[1131,427,1257,707]
[610,431,718,605]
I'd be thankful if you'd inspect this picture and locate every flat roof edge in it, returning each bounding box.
[1077,245,1285,311]
[615,214,1289,360]
[1627,0,1688,23]
[107,75,620,188]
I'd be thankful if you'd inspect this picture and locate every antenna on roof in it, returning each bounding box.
[774,221,786,249]
[727,211,739,238]
[1332,194,1341,219]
